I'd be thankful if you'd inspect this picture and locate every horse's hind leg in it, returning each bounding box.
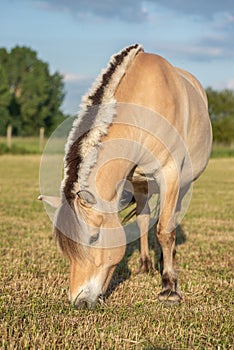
[156,168,182,304]
[135,192,153,273]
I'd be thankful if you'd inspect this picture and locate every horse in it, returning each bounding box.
[39,44,212,308]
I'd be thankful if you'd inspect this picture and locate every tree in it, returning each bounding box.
[0,46,66,136]
[42,71,65,134]
[0,64,11,135]
[206,87,234,144]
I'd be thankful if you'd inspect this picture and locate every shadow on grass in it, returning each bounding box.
[105,223,186,299]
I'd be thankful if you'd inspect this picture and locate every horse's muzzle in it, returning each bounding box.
[73,298,97,309]
[71,293,103,309]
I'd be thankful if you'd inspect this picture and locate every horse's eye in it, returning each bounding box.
[89,232,100,245]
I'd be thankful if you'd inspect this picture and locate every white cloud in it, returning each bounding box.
[63,73,91,83]
[32,0,148,22]
[32,0,234,21]
[211,79,234,90]
[227,80,234,89]
[32,0,234,63]
[150,0,234,18]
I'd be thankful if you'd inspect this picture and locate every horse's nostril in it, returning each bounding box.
[74,299,97,309]
[75,300,88,309]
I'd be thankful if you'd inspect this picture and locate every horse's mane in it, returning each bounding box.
[62,44,143,203]
[56,44,142,260]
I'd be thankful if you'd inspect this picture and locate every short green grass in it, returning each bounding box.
[0,156,233,349]
[0,137,47,155]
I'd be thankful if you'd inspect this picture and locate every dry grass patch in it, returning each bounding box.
[0,156,233,349]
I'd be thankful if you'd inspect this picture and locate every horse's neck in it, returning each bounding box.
[87,142,134,203]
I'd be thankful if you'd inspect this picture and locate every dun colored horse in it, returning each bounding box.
[39,44,212,308]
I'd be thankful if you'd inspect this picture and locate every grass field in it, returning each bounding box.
[0,137,47,155]
[0,155,233,349]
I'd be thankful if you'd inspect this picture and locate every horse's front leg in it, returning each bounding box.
[156,169,182,304]
[135,192,153,273]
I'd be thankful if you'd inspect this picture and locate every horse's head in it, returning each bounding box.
[39,191,126,308]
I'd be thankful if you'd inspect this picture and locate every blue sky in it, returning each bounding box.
[1,0,234,114]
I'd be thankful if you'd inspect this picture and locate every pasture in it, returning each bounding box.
[0,155,233,349]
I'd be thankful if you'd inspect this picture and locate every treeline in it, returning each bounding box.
[0,46,66,136]
[0,46,233,143]
[206,88,234,145]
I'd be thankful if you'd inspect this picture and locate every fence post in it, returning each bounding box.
[7,125,12,149]
[39,127,44,151]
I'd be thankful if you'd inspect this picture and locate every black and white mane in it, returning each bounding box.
[62,44,143,203]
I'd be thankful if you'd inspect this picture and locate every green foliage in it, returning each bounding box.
[0,46,66,136]
[206,87,234,145]
[0,64,11,134]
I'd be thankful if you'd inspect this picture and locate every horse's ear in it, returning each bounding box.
[38,195,61,208]
[77,190,97,207]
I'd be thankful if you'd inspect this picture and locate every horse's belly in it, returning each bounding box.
[128,167,160,195]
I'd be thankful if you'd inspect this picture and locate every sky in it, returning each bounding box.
[0,0,234,115]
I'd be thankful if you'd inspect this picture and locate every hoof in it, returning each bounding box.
[138,257,153,274]
[158,290,182,305]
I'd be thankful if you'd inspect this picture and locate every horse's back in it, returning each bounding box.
[115,52,183,124]
[115,51,212,180]
[115,51,208,131]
